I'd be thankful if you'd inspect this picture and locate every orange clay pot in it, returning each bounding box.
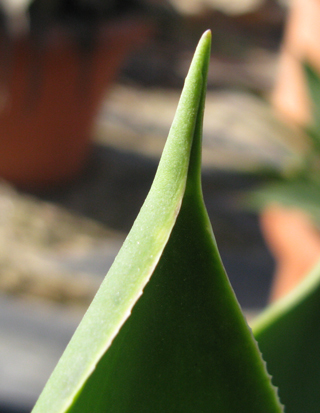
[260,205,320,302]
[0,17,150,188]
[271,0,320,126]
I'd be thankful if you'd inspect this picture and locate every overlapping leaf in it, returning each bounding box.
[253,259,320,413]
[32,32,282,413]
[251,61,320,413]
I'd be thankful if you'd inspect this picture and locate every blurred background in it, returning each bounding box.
[0,0,307,411]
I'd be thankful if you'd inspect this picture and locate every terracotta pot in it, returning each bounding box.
[271,0,320,125]
[0,17,150,188]
[260,205,320,302]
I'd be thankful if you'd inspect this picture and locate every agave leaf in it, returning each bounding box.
[32,31,282,413]
[253,259,320,413]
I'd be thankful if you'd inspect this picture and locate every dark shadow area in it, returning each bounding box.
[0,403,31,413]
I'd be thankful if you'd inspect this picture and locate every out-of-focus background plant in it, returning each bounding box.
[248,64,320,301]
[247,0,320,302]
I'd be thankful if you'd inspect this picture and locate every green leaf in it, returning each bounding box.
[246,180,320,226]
[32,31,282,413]
[253,260,320,413]
[305,63,320,124]
[304,63,320,152]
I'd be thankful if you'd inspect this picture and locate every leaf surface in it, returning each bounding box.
[253,260,320,412]
[32,31,282,413]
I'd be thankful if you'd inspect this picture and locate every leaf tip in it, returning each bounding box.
[198,29,211,51]
[203,29,212,38]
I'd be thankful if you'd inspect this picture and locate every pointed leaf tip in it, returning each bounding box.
[31,30,282,413]
[203,29,212,39]
[200,30,212,50]
[31,32,212,413]
[194,30,211,59]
